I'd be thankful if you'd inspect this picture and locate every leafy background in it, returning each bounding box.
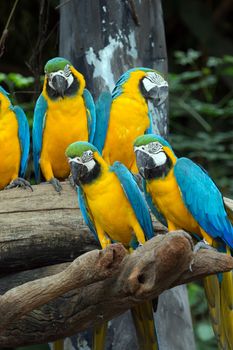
[0,0,233,349]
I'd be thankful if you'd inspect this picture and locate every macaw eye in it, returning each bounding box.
[149,142,163,153]
[82,150,93,162]
[64,65,71,77]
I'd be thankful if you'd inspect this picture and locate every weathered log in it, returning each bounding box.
[0,244,126,332]
[0,230,233,347]
[0,182,165,273]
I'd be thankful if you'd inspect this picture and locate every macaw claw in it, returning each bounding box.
[189,240,217,271]
[49,177,62,193]
[4,177,33,191]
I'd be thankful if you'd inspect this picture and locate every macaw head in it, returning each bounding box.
[44,57,85,99]
[134,134,177,180]
[66,141,102,186]
[112,68,168,106]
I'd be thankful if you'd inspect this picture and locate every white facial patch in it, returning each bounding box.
[142,72,168,92]
[152,151,167,166]
[84,159,96,171]
[47,64,74,90]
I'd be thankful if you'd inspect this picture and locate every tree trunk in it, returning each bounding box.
[59,0,194,348]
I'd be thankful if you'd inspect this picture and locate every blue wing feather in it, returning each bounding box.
[77,187,98,241]
[93,91,112,153]
[145,111,153,134]
[174,157,233,248]
[83,89,96,143]
[32,94,48,182]
[111,162,154,240]
[142,179,167,227]
[13,106,30,177]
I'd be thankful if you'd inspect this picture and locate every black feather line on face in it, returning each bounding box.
[79,160,101,185]
[145,156,172,180]
[46,76,79,100]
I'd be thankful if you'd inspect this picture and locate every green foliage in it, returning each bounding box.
[170,50,233,350]
[169,50,233,197]
[188,283,217,349]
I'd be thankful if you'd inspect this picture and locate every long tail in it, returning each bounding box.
[92,322,108,350]
[131,300,159,350]
[204,246,233,350]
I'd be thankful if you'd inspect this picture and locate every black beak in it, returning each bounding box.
[135,150,156,179]
[52,75,68,98]
[70,162,88,186]
[149,84,168,105]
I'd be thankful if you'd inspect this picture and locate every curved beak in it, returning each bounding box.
[52,75,68,98]
[70,161,88,186]
[148,84,168,106]
[135,149,156,179]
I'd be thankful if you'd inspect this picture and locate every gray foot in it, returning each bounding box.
[5,177,33,191]
[49,177,62,193]
[189,239,216,271]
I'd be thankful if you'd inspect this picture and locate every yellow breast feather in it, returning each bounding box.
[40,94,88,180]
[0,107,20,189]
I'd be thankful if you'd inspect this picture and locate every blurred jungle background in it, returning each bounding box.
[0,0,232,349]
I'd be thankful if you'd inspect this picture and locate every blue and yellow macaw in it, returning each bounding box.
[134,134,233,350]
[33,57,96,192]
[0,86,31,190]
[66,141,159,350]
[93,68,168,172]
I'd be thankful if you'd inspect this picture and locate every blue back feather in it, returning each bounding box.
[13,106,30,177]
[111,162,154,240]
[32,94,48,182]
[174,157,233,249]
[83,89,96,143]
[77,187,98,240]
[93,91,112,153]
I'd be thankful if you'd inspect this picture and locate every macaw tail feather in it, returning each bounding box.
[53,339,64,350]
[131,300,159,350]
[92,322,108,350]
[204,246,233,350]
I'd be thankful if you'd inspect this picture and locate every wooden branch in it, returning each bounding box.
[0,182,164,273]
[0,244,126,332]
[0,230,233,347]
[0,183,232,347]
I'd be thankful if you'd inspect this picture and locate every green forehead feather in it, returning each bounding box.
[134,134,172,149]
[44,57,72,73]
[65,141,99,158]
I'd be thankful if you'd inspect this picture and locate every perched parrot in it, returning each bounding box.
[0,86,31,190]
[33,57,96,192]
[134,134,233,350]
[93,67,168,172]
[66,141,159,350]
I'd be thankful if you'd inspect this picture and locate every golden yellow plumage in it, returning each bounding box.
[0,93,21,190]
[40,71,88,181]
[103,71,150,172]
[83,153,146,248]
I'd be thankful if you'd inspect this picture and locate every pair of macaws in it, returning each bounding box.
[61,59,233,349]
